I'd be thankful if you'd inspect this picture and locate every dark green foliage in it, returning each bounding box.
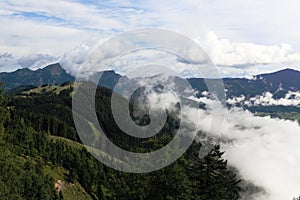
[2,67,300,199]
[7,89,78,141]
[0,84,241,200]
[0,86,58,200]
[0,151,58,200]
[186,145,241,200]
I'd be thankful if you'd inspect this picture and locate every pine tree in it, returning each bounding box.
[186,145,241,200]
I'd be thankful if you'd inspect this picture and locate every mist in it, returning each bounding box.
[127,75,299,199]
[187,95,300,200]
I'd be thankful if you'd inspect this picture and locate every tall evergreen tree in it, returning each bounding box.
[186,145,241,200]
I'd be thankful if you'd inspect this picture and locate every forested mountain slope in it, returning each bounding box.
[0,83,242,200]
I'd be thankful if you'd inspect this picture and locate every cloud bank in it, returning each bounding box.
[184,95,300,200]
[130,79,300,199]
[227,91,300,107]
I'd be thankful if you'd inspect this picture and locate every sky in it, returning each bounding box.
[1,0,300,77]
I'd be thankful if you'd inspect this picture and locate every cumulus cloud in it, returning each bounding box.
[0,52,59,72]
[2,0,300,77]
[198,31,300,68]
[60,29,225,79]
[59,36,104,76]
[59,28,300,79]
[18,54,59,70]
[60,34,147,77]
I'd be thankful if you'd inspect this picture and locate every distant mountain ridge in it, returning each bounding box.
[224,68,300,98]
[189,68,300,99]
[0,63,300,100]
[0,63,74,90]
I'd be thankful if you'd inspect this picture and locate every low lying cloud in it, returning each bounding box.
[220,108,300,200]
[227,91,300,107]
[133,78,300,199]
[183,94,300,200]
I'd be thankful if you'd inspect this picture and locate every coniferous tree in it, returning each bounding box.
[186,145,241,200]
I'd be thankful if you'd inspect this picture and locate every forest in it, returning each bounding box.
[0,83,242,199]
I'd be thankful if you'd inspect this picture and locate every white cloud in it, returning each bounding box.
[200,31,300,66]
[60,28,300,78]
[0,53,20,72]
[184,0,300,51]
[0,17,91,57]
[226,95,246,105]
[0,52,59,72]
[182,95,300,200]
[0,0,126,30]
[18,53,59,70]
[59,35,104,76]
[227,91,300,107]
[220,109,300,200]
[1,0,300,77]
[0,0,135,59]
[249,91,300,106]
[97,72,300,199]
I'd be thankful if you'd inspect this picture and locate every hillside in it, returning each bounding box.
[0,83,242,200]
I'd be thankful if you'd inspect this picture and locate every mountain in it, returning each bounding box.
[0,63,74,90]
[229,68,300,97]
[1,63,300,101]
[189,68,300,99]
[258,68,300,87]
[0,63,126,92]
[97,70,123,89]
